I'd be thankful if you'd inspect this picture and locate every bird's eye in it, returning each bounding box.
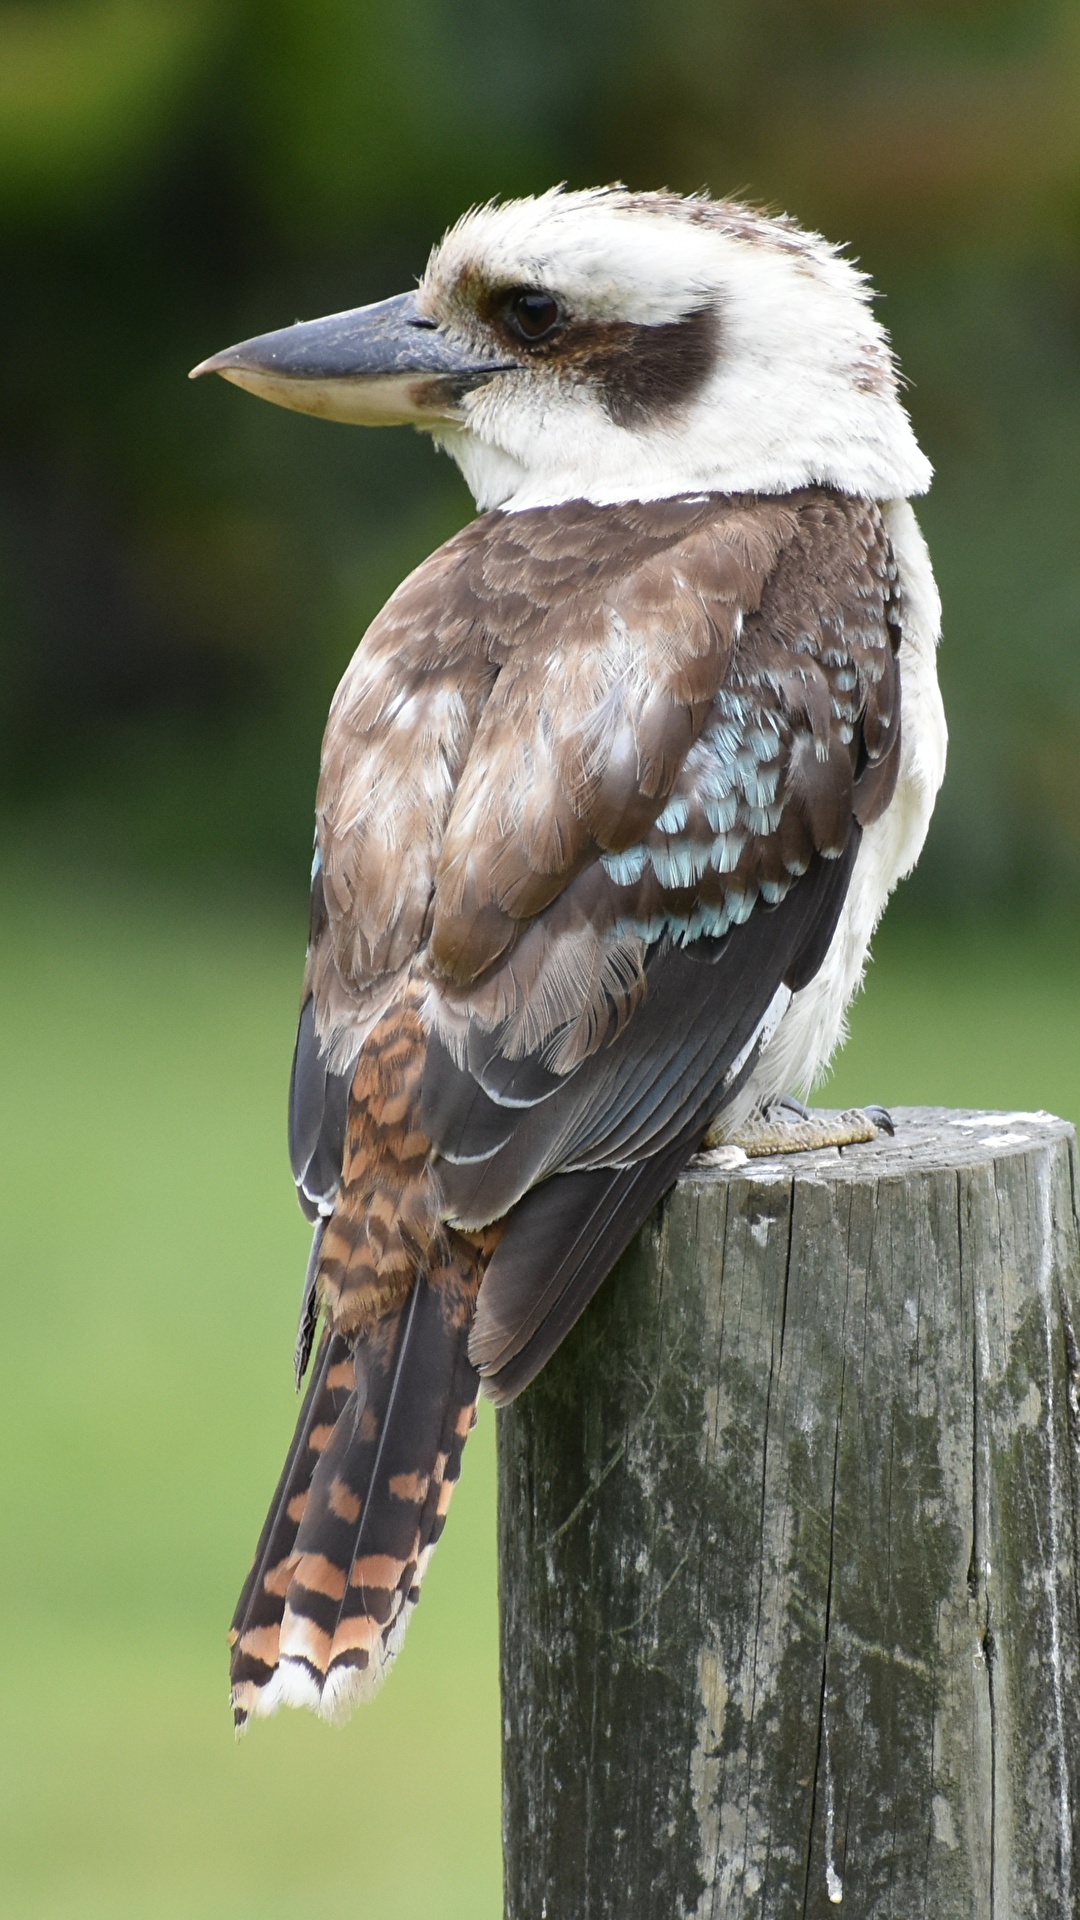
[505,288,562,344]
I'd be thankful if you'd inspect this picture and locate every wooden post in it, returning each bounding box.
[497,1108,1080,1919]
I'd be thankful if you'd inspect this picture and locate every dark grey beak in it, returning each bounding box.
[189,290,515,425]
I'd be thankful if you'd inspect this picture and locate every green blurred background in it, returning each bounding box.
[1,3,1078,1915]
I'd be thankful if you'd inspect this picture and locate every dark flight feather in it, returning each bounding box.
[464,834,859,1401]
[288,994,353,1221]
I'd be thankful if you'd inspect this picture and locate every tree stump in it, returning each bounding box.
[497,1108,1080,1919]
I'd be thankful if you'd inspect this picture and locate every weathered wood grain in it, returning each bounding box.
[497,1108,1080,1919]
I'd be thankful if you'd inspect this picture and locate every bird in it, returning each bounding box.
[191,185,946,1730]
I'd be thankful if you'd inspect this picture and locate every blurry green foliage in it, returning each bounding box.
[1,0,1078,904]
[621,0,1080,253]
[0,2,223,220]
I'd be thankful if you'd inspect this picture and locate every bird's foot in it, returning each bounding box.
[694,1102,894,1166]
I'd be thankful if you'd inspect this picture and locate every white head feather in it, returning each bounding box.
[417,186,931,511]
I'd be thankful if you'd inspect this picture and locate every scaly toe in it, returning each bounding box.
[698,1105,894,1160]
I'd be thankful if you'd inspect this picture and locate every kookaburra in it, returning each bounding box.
[192,187,945,1728]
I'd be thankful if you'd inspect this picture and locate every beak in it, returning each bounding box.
[189,290,515,425]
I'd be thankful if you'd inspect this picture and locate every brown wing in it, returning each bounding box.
[418,491,899,1173]
[295,487,900,1392]
[289,490,780,1244]
[426,499,783,987]
[418,490,901,1396]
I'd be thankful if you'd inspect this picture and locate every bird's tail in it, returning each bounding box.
[229,1247,483,1729]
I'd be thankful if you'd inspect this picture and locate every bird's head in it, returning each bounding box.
[192,186,930,510]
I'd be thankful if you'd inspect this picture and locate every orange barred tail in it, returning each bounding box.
[229,1261,481,1729]
[228,1326,355,1722]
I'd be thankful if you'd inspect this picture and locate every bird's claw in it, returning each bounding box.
[697,1102,897,1161]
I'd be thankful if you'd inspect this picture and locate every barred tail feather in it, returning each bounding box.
[229,1328,355,1727]
[229,1256,481,1729]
